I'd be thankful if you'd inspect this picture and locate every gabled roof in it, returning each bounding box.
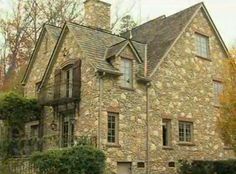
[105,40,143,63]
[123,2,229,76]
[39,22,146,90]
[123,3,203,75]
[21,24,61,85]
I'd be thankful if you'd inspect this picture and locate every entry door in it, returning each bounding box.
[117,162,132,174]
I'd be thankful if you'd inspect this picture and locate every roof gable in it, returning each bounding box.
[105,40,143,63]
[21,24,61,85]
[123,2,229,77]
[123,3,202,76]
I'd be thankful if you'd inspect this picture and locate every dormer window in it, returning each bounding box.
[120,58,133,88]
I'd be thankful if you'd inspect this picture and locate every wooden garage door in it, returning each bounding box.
[117,162,132,174]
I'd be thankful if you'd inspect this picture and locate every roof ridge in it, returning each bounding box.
[124,2,203,35]
[107,40,127,48]
[45,23,61,29]
[166,2,203,18]
[67,22,147,44]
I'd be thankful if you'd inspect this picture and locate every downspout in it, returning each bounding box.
[145,82,151,174]
[144,43,150,174]
[98,71,105,149]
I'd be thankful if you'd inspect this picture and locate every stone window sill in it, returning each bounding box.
[177,142,196,146]
[106,143,121,148]
[213,104,221,108]
[162,146,174,150]
[119,86,135,91]
[223,146,234,150]
[195,55,211,62]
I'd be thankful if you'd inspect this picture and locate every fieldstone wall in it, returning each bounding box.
[22,8,235,174]
[42,27,99,149]
[148,9,234,174]
[84,0,111,31]
[24,31,57,98]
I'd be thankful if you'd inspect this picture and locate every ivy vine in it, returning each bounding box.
[0,92,41,159]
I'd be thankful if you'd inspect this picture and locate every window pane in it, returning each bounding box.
[179,121,193,142]
[196,34,209,58]
[213,81,223,105]
[121,59,133,88]
[107,112,118,143]
[162,119,171,146]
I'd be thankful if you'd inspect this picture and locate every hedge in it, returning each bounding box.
[178,160,236,174]
[30,145,106,174]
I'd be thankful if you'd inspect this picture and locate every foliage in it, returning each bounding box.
[118,15,137,33]
[0,92,40,128]
[178,160,236,174]
[217,57,236,152]
[0,92,40,158]
[31,145,106,174]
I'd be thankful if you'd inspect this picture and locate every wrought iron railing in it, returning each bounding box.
[38,81,80,106]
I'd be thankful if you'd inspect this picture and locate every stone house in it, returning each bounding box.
[21,0,234,173]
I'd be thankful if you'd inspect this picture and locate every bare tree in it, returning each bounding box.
[0,0,139,91]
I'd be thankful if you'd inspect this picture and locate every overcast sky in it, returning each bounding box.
[1,0,236,47]
[108,0,236,47]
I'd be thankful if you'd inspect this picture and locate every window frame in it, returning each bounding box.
[213,80,223,106]
[162,119,172,147]
[60,110,75,148]
[195,32,210,59]
[120,57,133,89]
[61,65,73,98]
[178,121,193,143]
[107,112,119,144]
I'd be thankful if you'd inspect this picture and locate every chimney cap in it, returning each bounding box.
[84,0,111,6]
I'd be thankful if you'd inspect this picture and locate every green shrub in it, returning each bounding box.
[31,145,106,174]
[178,160,236,174]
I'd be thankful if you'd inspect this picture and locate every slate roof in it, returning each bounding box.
[67,23,146,74]
[28,2,229,89]
[105,40,128,59]
[122,2,202,75]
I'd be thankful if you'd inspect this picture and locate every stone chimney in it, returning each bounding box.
[84,0,111,31]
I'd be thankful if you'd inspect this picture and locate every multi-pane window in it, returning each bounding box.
[107,112,119,143]
[162,119,171,146]
[61,112,75,147]
[179,121,193,142]
[120,58,133,88]
[195,33,209,58]
[213,80,223,106]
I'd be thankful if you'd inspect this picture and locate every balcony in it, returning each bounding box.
[38,81,81,106]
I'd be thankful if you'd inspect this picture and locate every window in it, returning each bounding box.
[120,58,133,88]
[60,111,75,147]
[179,121,193,142]
[107,112,119,143]
[162,119,171,146]
[65,68,73,98]
[195,33,209,58]
[30,125,39,138]
[213,80,223,106]
[61,67,73,98]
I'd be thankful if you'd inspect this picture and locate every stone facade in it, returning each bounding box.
[84,0,111,31]
[147,8,234,173]
[22,2,234,174]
